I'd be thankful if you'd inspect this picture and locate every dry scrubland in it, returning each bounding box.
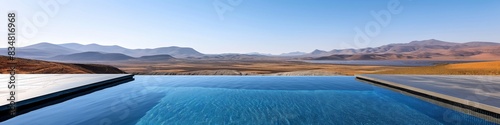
[112,60,500,75]
[111,60,394,75]
[2,55,498,75]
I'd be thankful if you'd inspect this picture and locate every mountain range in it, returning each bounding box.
[0,42,203,59]
[49,52,175,62]
[308,39,500,60]
[1,39,499,61]
[59,43,203,58]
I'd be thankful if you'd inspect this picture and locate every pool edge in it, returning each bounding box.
[355,74,500,124]
[0,74,135,122]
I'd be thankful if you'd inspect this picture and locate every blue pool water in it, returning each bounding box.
[2,76,497,125]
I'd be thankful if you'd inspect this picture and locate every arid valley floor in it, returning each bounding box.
[108,60,500,76]
[2,55,499,76]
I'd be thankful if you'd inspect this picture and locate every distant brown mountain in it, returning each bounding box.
[311,39,500,60]
[0,42,81,59]
[137,54,175,61]
[50,52,135,61]
[0,42,204,59]
[58,43,204,58]
[49,52,176,62]
[0,56,126,74]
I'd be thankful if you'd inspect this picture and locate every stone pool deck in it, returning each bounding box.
[0,74,134,121]
[356,74,500,120]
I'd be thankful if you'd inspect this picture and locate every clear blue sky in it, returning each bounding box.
[1,0,499,54]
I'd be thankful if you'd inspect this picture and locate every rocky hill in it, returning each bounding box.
[0,56,127,74]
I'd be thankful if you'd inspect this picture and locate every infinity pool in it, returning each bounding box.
[1,76,496,124]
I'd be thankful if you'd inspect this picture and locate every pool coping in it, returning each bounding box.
[355,74,500,123]
[0,74,134,121]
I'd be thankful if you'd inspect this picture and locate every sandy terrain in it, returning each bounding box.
[107,60,401,75]
[110,60,500,76]
[2,55,498,76]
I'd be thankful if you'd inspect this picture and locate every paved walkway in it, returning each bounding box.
[356,74,500,115]
[0,74,133,110]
